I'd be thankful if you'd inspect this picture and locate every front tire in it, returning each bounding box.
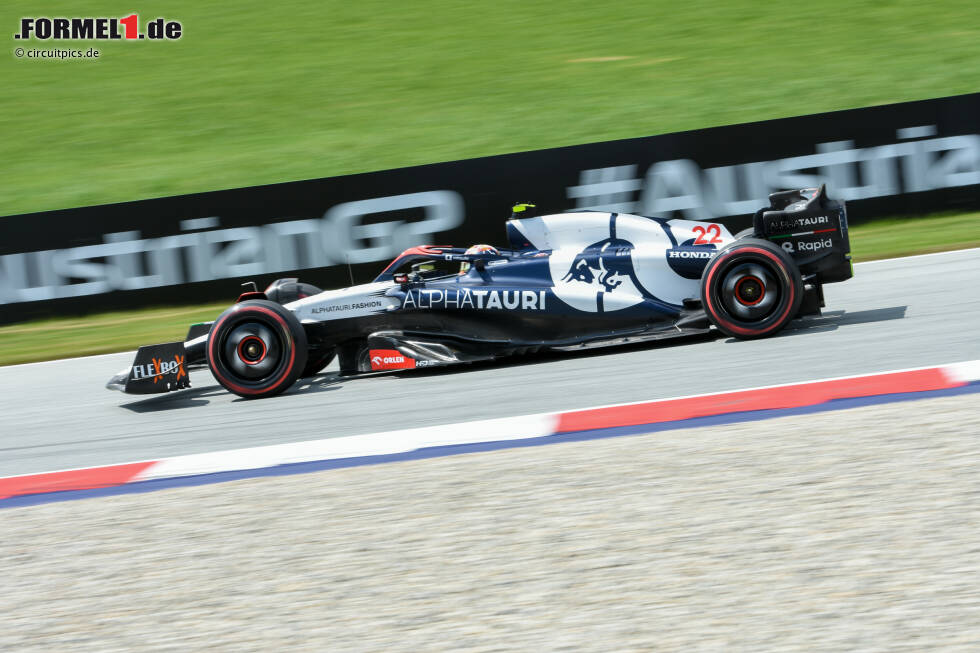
[207,300,308,398]
[700,239,802,339]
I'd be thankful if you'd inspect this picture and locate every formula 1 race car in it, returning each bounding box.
[107,186,852,399]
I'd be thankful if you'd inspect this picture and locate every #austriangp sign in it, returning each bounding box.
[1,92,977,322]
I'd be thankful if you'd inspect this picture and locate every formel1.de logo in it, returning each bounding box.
[15,15,183,41]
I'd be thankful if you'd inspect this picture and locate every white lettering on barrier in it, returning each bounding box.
[0,191,464,305]
[5,126,978,306]
[567,128,980,219]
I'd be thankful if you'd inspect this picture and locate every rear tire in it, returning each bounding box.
[207,300,308,398]
[700,239,802,339]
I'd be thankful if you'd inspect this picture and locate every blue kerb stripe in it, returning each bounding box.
[3,382,978,509]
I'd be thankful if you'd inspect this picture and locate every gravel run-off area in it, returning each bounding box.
[2,394,979,652]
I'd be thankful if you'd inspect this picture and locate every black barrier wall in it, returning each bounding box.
[1,93,978,323]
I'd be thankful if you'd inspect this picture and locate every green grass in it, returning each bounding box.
[2,0,979,216]
[0,302,229,367]
[1,211,977,366]
[847,212,980,261]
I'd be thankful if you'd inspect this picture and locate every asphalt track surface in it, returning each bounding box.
[4,397,979,651]
[1,249,978,478]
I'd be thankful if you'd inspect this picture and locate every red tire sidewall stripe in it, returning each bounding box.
[704,247,796,336]
[208,306,297,396]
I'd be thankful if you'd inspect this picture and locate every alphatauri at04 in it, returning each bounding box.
[108,186,851,399]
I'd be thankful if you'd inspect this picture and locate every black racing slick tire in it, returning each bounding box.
[700,238,803,339]
[207,300,308,398]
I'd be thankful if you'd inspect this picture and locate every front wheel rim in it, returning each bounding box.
[221,321,283,380]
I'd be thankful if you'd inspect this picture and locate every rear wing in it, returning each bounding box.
[753,185,852,284]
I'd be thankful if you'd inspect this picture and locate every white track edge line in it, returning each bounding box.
[4,359,976,482]
[542,359,980,414]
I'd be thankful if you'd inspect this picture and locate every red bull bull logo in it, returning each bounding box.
[561,237,635,293]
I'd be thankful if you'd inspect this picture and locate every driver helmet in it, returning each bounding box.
[460,244,499,274]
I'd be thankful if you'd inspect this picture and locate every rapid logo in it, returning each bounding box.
[369,349,416,371]
[562,238,633,292]
[780,237,834,254]
[132,354,186,383]
[402,288,546,311]
[796,238,834,253]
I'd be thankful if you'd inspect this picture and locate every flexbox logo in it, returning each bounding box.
[132,355,186,383]
[15,15,183,40]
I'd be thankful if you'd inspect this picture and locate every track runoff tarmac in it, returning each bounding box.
[0,248,978,491]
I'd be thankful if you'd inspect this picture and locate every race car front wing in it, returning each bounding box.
[106,341,191,394]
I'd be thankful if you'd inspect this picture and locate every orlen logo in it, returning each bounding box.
[132,355,186,383]
[369,349,416,371]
